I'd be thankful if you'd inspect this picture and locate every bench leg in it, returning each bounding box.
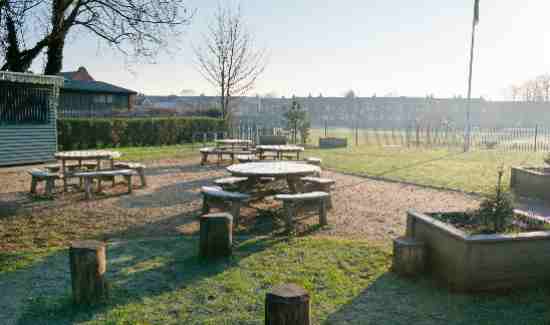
[125,175,133,194]
[84,178,93,200]
[201,153,207,165]
[202,196,210,215]
[45,178,55,196]
[30,176,38,194]
[231,201,241,228]
[283,202,296,234]
[321,185,333,209]
[319,198,328,226]
[138,168,147,187]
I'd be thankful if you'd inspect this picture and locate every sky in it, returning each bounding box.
[48,0,550,99]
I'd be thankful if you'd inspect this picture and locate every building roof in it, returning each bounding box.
[62,79,137,95]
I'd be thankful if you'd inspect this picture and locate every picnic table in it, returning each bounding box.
[256,145,305,160]
[227,161,320,193]
[54,150,121,191]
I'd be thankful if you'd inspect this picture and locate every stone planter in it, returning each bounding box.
[406,210,550,292]
[319,137,347,149]
[511,166,550,201]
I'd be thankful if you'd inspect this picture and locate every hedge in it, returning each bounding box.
[57,117,225,150]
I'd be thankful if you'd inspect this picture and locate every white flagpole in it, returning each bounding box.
[465,0,479,152]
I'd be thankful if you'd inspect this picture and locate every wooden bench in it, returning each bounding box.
[28,169,60,196]
[114,162,147,187]
[305,157,322,166]
[201,186,250,227]
[236,154,258,163]
[200,147,216,165]
[73,169,136,200]
[301,177,335,208]
[214,177,249,191]
[275,191,329,233]
[45,161,98,173]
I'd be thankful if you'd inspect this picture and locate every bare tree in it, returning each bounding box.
[1,0,193,74]
[343,89,356,98]
[193,2,267,122]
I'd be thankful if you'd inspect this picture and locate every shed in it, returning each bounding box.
[0,71,64,166]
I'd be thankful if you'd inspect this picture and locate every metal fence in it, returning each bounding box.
[314,125,550,152]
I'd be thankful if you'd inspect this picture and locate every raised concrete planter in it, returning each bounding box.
[511,166,550,201]
[319,137,347,149]
[406,210,550,292]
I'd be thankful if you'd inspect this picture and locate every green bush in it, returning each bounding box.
[57,117,224,150]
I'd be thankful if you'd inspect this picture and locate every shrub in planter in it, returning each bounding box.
[405,168,550,291]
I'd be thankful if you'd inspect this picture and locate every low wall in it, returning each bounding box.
[319,137,347,149]
[510,166,550,201]
[406,210,550,292]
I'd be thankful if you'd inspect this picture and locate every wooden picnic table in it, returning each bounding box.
[227,161,320,193]
[255,145,305,160]
[215,139,253,149]
[54,150,121,191]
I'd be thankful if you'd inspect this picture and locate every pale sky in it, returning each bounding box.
[50,0,550,99]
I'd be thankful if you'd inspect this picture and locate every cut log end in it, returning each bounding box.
[392,236,426,277]
[69,240,108,305]
[266,283,310,325]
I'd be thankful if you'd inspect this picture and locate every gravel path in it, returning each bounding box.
[0,158,480,248]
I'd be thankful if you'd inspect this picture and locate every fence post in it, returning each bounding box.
[534,124,538,152]
[324,120,327,137]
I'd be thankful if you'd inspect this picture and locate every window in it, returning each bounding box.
[0,81,50,124]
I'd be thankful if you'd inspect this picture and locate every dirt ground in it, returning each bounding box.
[0,157,481,251]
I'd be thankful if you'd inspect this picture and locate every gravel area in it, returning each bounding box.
[0,157,480,249]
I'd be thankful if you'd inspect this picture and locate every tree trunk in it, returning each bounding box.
[44,33,66,75]
[69,240,108,305]
[265,283,310,325]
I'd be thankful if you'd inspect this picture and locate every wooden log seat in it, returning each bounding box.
[201,186,250,227]
[28,169,60,196]
[114,162,147,187]
[392,236,426,277]
[199,212,233,259]
[265,283,311,325]
[300,177,335,208]
[73,169,136,200]
[69,240,108,305]
[274,191,329,233]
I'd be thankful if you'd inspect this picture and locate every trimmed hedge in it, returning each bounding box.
[57,117,225,150]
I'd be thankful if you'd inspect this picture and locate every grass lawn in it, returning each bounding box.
[3,237,548,325]
[306,144,543,195]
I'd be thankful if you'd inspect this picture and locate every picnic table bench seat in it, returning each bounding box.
[236,154,258,163]
[305,157,322,166]
[301,177,335,208]
[73,169,136,200]
[201,186,250,227]
[114,161,147,187]
[28,169,60,196]
[275,191,330,233]
[214,177,249,191]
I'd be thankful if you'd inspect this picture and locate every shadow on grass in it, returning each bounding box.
[13,235,284,325]
[324,272,550,325]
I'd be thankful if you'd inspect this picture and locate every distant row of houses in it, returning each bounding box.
[52,68,550,128]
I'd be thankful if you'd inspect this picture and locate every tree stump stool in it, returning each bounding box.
[69,240,108,305]
[392,236,426,277]
[200,213,233,259]
[265,283,310,325]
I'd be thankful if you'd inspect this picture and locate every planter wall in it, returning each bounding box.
[510,166,550,201]
[406,210,550,292]
[319,137,347,149]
